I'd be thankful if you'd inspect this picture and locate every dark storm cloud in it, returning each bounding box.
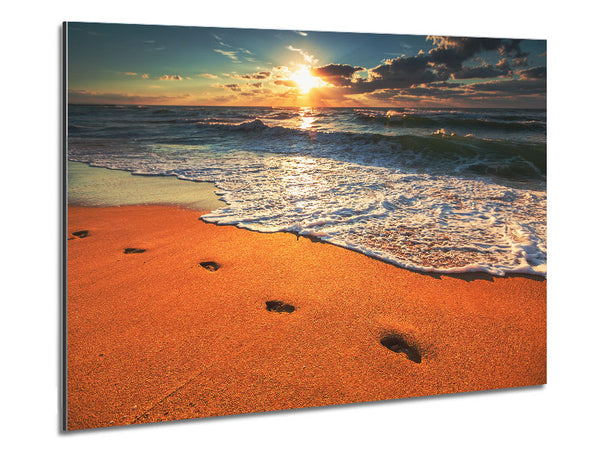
[428,37,500,68]
[499,39,528,58]
[370,54,436,83]
[312,64,364,79]
[512,56,528,67]
[324,37,530,96]
[430,81,463,89]
[334,54,439,94]
[496,58,511,71]
[452,64,509,79]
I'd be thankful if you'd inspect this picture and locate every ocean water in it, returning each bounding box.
[68,105,547,276]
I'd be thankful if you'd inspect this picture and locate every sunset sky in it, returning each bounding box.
[67,22,546,108]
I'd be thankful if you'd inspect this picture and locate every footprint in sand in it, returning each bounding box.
[71,230,90,239]
[124,248,146,254]
[199,261,220,272]
[380,333,422,363]
[265,300,295,313]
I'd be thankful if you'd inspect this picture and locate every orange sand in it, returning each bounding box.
[66,205,546,430]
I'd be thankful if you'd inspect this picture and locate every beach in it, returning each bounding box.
[66,168,546,429]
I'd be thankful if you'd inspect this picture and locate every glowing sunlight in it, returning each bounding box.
[290,66,325,93]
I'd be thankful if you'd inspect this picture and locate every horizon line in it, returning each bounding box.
[67,102,547,110]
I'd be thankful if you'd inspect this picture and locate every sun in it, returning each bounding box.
[290,66,325,93]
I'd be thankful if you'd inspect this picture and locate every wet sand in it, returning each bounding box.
[66,204,546,430]
[67,161,226,211]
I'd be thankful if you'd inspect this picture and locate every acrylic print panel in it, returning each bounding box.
[64,22,547,430]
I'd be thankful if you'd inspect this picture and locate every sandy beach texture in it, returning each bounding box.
[67,202,546,430]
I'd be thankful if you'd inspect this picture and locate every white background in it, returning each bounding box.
[1,1,598,448]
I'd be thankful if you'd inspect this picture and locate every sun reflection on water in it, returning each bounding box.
[298,107,317,138]
[279,156,324,209]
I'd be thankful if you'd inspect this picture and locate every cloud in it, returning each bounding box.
[213,34,231,48]
[274,79,298,87]
[349,77,545,108]
[214,48,240,62]
[367,89,401,100]
[393,85,473,100]
[213,36,255,63]
[235,71,271,80]
[142,74,149,79]
[199,73,219,79]
[465,78,546,95]
[364,54,438,89]
[519,66,546,79]
[286,45,318,65]
[124,72,138,76]
[451,63,509,80]
[294,31,308,36]
[159,74,183,81]
[512,56,528,67]
[499,39,528,58]
[427,36,516,69]
[223,84,241,91]
[312,64,365,83]
[354,77,546,106]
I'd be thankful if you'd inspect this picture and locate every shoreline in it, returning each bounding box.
[272,228,547,281]
[70,160,546,278]
[66,203,546,430]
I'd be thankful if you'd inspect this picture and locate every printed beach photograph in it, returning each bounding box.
[64,22,546,430]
